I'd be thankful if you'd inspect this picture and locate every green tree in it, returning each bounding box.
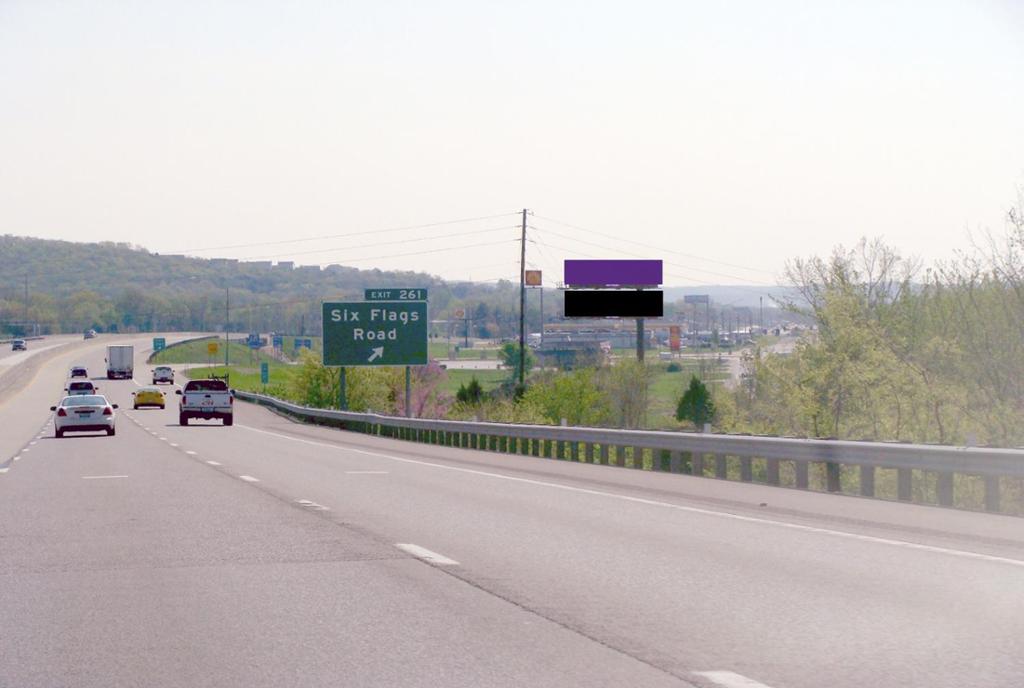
[456,377,484,404]
[499,342,535,389]
[675,375,717,427]
[522,369,609,426]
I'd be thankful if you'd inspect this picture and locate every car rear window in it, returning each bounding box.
[64,395,105,406]
[185,380,228,392]
[69,382,94,390]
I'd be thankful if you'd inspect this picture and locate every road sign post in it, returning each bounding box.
[260,361,269,391]
[405,366,411,418]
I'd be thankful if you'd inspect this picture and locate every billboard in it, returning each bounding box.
[564,290,664,318]
[564,260,662,287]
[524,270,542,286]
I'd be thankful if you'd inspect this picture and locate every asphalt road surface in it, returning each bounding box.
[2,336,1023,687]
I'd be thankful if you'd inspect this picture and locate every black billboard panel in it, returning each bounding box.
[564,290,663,318]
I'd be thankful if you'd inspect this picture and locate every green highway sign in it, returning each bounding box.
[153,337,166,351]
[364,288,427,302]
[260,361,269,384]
[322,301,428,366]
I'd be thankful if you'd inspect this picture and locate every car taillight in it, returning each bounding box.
[57,408,67,417]
[102,407,113,416]
[229,396,233,405]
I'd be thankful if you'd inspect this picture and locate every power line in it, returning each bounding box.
[533,213,780,277]
[241,224,516,261]
[531,224,777,286]
[175,212,520,254]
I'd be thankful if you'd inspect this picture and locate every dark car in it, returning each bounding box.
[12,339,26,351]
[69,366,89,379]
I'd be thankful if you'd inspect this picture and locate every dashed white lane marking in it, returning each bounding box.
[396,544,459,566]
[169,443,179,447]
[159,437,168,441]
[205,460,221,466]
[81,475,128,480]
[239,474,259,482]
[239,424,1024,570]
[29,441,37,445]
[21,448,30,453]
[186,451,198,456]
[0,467,9,474]
[13,455,21,461]
[693,671,776,688]
[345,470,390,475]
[295,499,330,511]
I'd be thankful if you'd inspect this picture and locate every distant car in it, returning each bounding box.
[69,366,89,379]
[152,366,175,384]
[132,386,165,410]
[83,329,96,339]
[12,339,26,351]
[66,380,98,396]
[51,394,118,437]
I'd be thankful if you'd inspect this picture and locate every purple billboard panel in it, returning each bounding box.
[564,259,663,287]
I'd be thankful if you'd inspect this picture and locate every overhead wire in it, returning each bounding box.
[175,211,520,254]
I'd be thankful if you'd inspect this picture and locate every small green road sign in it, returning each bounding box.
[153,337,166,351]
[364,288,427,302]
[260,362,269,384]
[322,301,428,366]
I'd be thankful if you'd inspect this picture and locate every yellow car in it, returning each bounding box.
[131,386,166,410]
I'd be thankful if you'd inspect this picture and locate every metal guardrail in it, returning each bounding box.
[236,391,1024,515]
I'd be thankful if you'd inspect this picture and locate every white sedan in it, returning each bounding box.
[51,395,119,437]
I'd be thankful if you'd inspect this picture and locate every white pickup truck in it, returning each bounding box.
[176,379,234,426]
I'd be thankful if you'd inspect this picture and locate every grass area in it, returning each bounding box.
[441,369,508,396]
[428,341,501,360]
[184,363,299,395]
[151,337,256,365]
[646,361,729,429]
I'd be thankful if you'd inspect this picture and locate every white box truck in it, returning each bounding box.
[106,345,134,379]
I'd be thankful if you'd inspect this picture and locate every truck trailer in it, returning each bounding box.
[106,345,134,379]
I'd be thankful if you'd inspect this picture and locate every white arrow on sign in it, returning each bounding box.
[368,347,384,362]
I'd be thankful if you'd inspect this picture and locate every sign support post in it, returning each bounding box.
[405,365,411,418]
[636,317,645,362]
[339,367,347,411]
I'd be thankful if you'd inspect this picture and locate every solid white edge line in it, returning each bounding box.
[693,671,776,688]
[396,543,460,566]
[81,475,128,480]
[239,474,259,482]
[237,424,1024,569]
[345,470,390,474]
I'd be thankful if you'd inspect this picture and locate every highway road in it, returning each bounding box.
[2,337,1023,687]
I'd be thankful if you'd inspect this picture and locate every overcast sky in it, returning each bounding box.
[2,1,1022,287]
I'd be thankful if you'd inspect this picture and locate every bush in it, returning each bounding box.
[456,376,484,404]
[666,362,682,373]
[676,375,717,428]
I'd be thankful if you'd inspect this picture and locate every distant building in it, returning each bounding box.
[245,261,273,269]
[275,261,294,270]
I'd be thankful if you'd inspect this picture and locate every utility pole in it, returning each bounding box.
[24,274,29,333]
[759,296,764,333]
[636,316,645,362]
[518,208,527,390]
[225,286,230,370]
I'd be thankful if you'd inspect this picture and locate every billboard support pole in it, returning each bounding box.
[636,317,645,362]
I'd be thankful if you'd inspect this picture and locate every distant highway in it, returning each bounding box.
[1,336,1022,687]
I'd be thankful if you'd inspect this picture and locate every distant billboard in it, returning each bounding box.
[524,270,542,286]
[564,260,662,287]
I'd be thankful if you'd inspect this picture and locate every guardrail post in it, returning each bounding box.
[859,465,875,497]
[740,457,753,482]
[795,461,809,489]
[936,472,954,507]
[692,453,704,476]
[826,462,841,493]
[984,476,1000,512]
[766,458,780,486]
[615,446,625,467]
[897,468,912,501]
[600,444,609,465]
[715,455,727,479]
